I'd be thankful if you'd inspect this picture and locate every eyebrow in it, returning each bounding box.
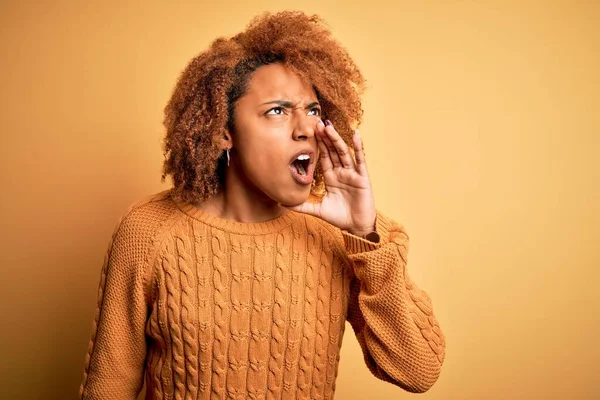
[260,100,321,109]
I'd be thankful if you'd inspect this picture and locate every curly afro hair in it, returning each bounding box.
[161,10,366,205]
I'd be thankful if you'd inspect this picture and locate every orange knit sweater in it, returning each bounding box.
[79,189,445,399]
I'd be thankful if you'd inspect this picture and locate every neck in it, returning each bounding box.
[196,164,287,223]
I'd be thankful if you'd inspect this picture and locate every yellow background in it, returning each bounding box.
[1,1,598,399]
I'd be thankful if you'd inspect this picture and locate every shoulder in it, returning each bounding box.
[94,190,183,304]
[100,189,184,294]
[108,189,181,257]
[119,189,178,224]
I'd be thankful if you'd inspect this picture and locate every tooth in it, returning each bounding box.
[297,155,310,161]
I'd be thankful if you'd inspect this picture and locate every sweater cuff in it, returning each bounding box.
[342,211,394,254]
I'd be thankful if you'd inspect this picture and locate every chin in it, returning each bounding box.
[276,189,311,208]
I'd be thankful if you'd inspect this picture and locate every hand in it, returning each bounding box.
[285,119,377,237]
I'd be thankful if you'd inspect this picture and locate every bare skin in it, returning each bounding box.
[198,63,376,236]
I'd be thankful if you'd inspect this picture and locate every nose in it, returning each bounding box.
[292,112,316,141]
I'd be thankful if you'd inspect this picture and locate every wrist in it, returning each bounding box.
[349,225,379,243]
[350,227,375,237]
[349,216,376,237]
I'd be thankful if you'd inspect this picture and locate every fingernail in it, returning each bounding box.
[324,120,332,127]
[318,120,325,127]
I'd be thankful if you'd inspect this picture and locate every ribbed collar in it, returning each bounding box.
[171,191,302,235]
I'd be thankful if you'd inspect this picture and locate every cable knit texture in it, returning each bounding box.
[80,189,445,399]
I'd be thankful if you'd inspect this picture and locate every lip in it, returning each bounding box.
[289,148,316,164]
[289,148,316,185]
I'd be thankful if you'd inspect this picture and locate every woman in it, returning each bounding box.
[80,11,445,399]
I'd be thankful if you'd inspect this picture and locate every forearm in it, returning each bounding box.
[344,212,445,393]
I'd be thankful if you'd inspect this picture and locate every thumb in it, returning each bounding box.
[282,201,321,218]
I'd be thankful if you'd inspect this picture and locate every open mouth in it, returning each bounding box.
[291,154,310,176]
[289,152,314,185]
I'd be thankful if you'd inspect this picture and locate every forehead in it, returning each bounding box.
[245,63,317,101]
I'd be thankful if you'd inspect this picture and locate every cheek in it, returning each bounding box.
[233,125,291,183]
[238,134,286,169]
[238,145,282,178]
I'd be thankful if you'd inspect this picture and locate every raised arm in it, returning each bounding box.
[343,212,446,393]
[285,120,446,391]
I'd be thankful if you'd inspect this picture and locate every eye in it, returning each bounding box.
[266,107,286,115]
[308,107,322,116]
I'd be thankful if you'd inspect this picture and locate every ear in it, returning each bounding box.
[219,129,233,150]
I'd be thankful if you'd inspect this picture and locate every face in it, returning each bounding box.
[227,63,321,207]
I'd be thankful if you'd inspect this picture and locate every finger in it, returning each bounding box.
[322,134,342,168]
[316,133,333,172]
[319,122,342,168]
[282,200,321,218]
[353,129,369,176]
[324,121,355,169]
[315,120,334,171]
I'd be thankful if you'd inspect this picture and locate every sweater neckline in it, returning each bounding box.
[171,191,302,235]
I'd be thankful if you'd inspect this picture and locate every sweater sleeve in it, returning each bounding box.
[79,208,156,399]
[342,211,446,393]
